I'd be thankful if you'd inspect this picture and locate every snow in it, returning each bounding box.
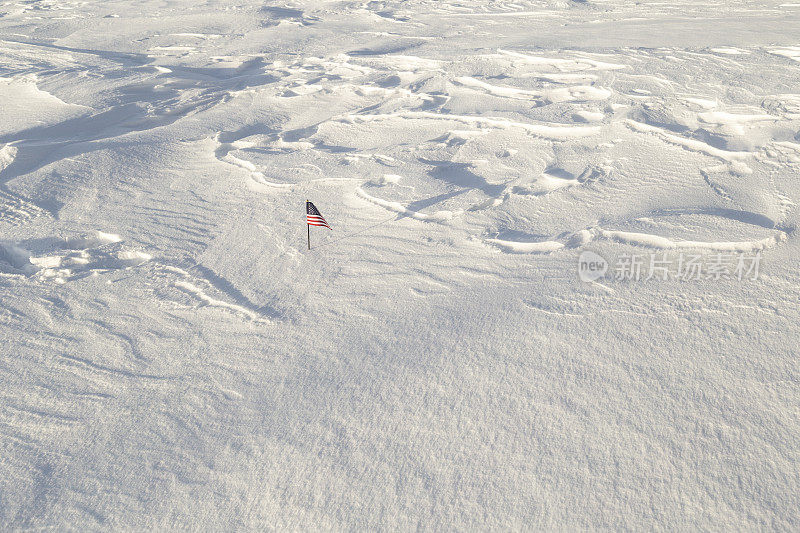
[1,0,799,529]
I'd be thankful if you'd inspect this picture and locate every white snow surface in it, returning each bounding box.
[1,0,799,529]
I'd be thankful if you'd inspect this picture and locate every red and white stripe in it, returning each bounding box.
[307,214,331,229]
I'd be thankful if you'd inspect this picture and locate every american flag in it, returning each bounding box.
[306,201,331,229]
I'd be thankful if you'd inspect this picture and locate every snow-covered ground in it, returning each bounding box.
[1,0,799,529]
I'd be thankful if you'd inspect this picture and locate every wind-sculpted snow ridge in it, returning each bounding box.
[485,237,565,253]
[0,143,47,224]
[0,231,150,281]
[483,213,789,255]
[356,185,457,222]
[1,0,800,530]
[454,76,612,104]
[625,119,755,173]
[342,111,603,139]
[163,265,274,323]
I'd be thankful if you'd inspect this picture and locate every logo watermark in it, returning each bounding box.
[578,250,762,282]
[578,251,608,282]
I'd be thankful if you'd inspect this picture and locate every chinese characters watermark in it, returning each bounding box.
[579,250,762,282]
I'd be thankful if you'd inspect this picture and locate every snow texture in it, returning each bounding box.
[1,0,799,529]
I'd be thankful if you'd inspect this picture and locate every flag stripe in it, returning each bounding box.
[306,218,331,227]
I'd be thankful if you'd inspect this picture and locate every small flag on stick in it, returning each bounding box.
[306,200,331,250]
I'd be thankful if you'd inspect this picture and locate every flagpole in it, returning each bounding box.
[306,199,310,250]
